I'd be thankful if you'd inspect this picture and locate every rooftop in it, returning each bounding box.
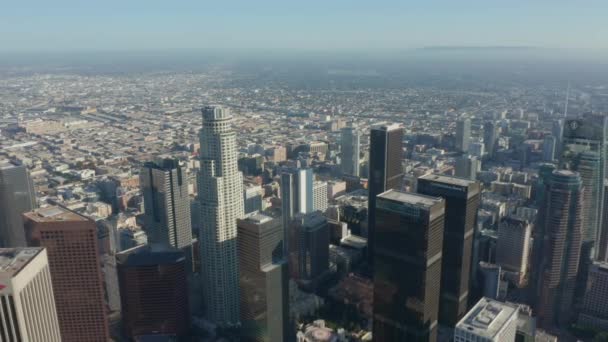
[243,212,274,225]
[456,297,518,339]
[419,173,476,187]
[23,206,88,222]
[378,189,442,209]
[0,248,44,278]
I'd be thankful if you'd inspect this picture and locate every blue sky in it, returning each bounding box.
[1,0,607,51]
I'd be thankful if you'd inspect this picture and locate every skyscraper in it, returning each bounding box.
[578,261,608,332]
[456,118,471,153]
[543,135,557,162]
[237,213,289,342]
[340,126,360,177]
[0,247,61,342]
[0,160,36,247]
[561,113,607,260]
[417,174,481,327]
[280,168,313,253]
[483,121,498,158]
[141,158,192,249]
[117,245,189,339]
[537,170,583,328]
[455,155,480,181]
[23,206,109,342]
[373,189,444,341]
[289,211,329,287]
[368,123,403,266]
[496,216,532,286]
[197,105,245,325]
[312,180,328,213]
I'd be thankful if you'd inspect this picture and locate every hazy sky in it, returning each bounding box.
[2,0,607,51]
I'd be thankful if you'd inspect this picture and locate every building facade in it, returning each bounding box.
[23,206,109,342]
[340,126,360,177]
[368,123,404,266]
[454,298,518,342]
[536,170,583,328]
[417,174,481,327]
[456,118,471,153]
[117,245,189,339]
[496,216,532,286]
[0,247,61,342]
[197,105,245,325]
[373,189,444,341]
[141,158,192,249]
[0,160,36,247]
[237,213,289,342]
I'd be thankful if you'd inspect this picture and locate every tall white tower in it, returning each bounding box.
[198,105,244,325]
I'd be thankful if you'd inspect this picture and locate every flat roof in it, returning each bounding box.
[456,297,518,339]
[24,206,88,222]
[243,212,274,225]
[0,159,20,170]
[419,173,475,187]
[0,248,44,277]
[378,189,442,209]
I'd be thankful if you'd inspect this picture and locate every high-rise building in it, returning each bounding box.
[237,213,289,342]
[454,298,518,342]
[312,181,328,213]
[0,160,36,247]
[373,190,444,341]
[23,206,109,342]
[578,261,608,331]
[280,168,313,253]
[0,247,61,342]
[368,123,403,266]
[141,158,192,249]
[456,118,471,153]
[455,155,480,181]
[417,174,481,327]
[542,135,557,162]
[197,105,245,325]
[244,183,264,214]
[561,113,607,260]
[536,170,583,328]
[340,126,360,177]
[483,122,498,158]
[289,211,329,287]
[496,216,532,286]
[600,181,608,262]
[117,245,189,339]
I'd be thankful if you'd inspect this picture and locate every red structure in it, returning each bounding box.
[23,206,109,342]
[117,245,189,339]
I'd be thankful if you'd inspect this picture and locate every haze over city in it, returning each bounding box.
[0,2,608,342]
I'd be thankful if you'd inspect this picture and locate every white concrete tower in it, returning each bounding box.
[198,105,244,326]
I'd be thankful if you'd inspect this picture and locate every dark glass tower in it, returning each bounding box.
[417,174,481,327]
[0,159,36,247]
[373,189,444,342]
[368,123,403,266]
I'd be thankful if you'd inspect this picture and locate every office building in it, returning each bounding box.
[483,122,498,158]
[496,216,531,286]
[0,160,36,247]
[417,174,481,327]
[578,261,608,331]
[313,181,328,213]
[455,155,480,181]
[600,181,608,262]
[542,135,557,162]
[117,245,189,339]
[368,123,403,265]
[141,158,192,249]
[289,211,329,286]
[373,190,444,341]
[197,105,245,325]
[536,170,583,328]
[456,118,471,153]
[281,168,313,253]
[340,126,360,177]
[0,247,61,342]
[244,183,264,214]
[237,213,289,342]
[23,206,109,342]
[561,114,607,259]
[454,298,518,342]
